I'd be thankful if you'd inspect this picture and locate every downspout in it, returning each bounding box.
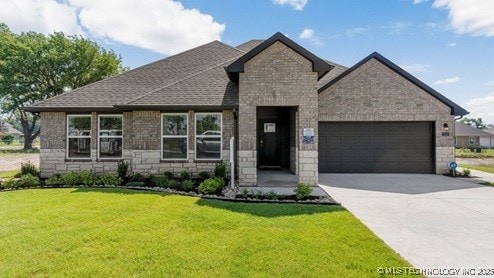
[233,108,238,187]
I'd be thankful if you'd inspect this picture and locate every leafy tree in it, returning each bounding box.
[460,117,488,130]
[0,23,124,149]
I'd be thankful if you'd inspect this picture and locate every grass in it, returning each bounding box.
[459,164,494,174]
[0,169,20,178]
[0,188,416,277]
[0,147,39,156]
[455,148,494,158]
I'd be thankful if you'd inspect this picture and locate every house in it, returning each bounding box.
[0,122,23,140]
[455,121,494,149]
[25,32,467,194]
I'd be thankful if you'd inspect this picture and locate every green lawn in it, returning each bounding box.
[0,188,416,277]
[0,169,20,178]
[459,164,494,174]
[456,148,494,158]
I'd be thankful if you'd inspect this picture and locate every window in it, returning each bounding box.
[195,113,222,160]
[98,115,123,159]
[162,113,188,160]
[67,115,91,159]
[469,137,475,146]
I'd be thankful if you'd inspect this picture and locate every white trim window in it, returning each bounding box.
[195,113,222,160]
[67,115,92,159]
[162,113,188,160]
[98,115,123,159]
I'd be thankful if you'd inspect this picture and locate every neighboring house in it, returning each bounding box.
[455,122,494,148]
[0,122,23,140]
[25,32,468,193]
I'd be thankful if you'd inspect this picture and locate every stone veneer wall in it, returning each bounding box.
[238,41,319,186]
[318,58,456,174]
[39,110,234,178]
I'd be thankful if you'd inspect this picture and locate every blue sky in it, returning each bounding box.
[1,0,494,122]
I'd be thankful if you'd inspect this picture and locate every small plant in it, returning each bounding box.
[252,190,264,200]
[463,168,471,177]
[61,172,81,186]
[79,171,97,186]
[18,174,40,188]
[167,179,180,189]
[164,171,174,180]
[98,173,122,186]
[2,177,19,189]
[21,161,38,176]
[1,134,14,145]
[117,160,128,180]
[152,175,168,187]
[294,183,313,200]
[214,161,226,178]
[198,177,225,195]
[45,174,64,186]
[265,190,278,200]
[180,179,195,192]
[125,181,146,187]
[131,173,144,182]
[180,170,191,180]
[198,171,210,181]
[241,188,249,199]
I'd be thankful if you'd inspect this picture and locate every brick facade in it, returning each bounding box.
[238,41,319,186]
[318,58,456,174]
[39,110,233,178]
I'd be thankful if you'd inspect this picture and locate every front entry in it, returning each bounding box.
[258,119,282,169]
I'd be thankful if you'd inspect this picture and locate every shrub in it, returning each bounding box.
[21,161,38,176]
[180,179,195,192]
[294,183,313,200]
[241,188,249,199]
[265,190,278,200]
[198,177,225,195]
[98,173,121,186]
[125,181,146,187]
[18,174,40,188]
[152,175,168,187]
[164,171,174,180]
[2,177,19,189]
[198,171,210,181]
[463,168,471,177]
[62,172,81,186]
[117,160,128,180]
[79,171,97,186]
[45,174,64,186]
[252,190,264,200]
[180,170,191,180]
[214,161,226,178]
[167,179,179,189]
[1,134,14,145]
[131,173,144,182]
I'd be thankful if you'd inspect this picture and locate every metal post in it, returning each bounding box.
[230,136,235,189]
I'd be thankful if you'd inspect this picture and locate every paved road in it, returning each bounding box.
[319,174,494,275]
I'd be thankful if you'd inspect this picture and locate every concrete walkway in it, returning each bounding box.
[457,167,494,184]
[319,174,494,275]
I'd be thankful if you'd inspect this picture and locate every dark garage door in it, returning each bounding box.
[318,122,434,173]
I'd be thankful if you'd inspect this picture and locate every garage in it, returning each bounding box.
[318,122,434,173]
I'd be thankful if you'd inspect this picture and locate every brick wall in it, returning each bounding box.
[238,41,319,186]
[318,58,456,173]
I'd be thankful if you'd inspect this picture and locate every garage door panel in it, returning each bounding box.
[318,122,434,173]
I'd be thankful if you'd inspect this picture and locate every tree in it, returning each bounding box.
[460,117,488,130]
[0,23,124,149]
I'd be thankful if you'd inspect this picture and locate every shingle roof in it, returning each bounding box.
[235,40,264,52]
[455,122,494,137]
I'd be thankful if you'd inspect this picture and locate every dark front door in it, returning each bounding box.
[258,120,282,168]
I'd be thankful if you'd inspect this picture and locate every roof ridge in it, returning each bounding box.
[122,54,243,106]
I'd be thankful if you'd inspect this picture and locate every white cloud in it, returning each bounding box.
[298,28,323,46]
[273,0,308,10]
[484,81,494,86]
[0,0,82,34]
[464,92,494,124]
[434,76,461,85]
[387,22,410,35]
[345,27,367,38]
[399,64,431,73]
[0,0,225,55]
[433,0,494,37]
[413,0,429,4]
[446,42,457,47]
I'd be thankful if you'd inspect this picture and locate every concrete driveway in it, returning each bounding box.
[319,174,494,270]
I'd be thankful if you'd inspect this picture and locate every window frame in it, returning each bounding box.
[98,114,124,160]
[161,113,189,161]
[468,136,476,146]
[195,112,222,161]
[66,114,92,160]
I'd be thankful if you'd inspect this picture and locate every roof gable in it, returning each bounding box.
[225,32,332,82]
[455,122,494,137]
[318,52,468,116]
